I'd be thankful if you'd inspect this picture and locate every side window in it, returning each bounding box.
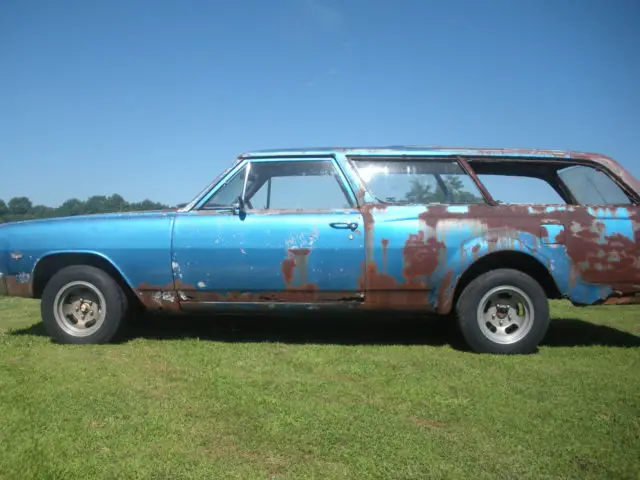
[201,164,250,209]
[202,160,353,211]
[248,160,352,210]
[350,158,485,204]
[558,165,632,205]
[466,160,569,205]
[476,175,566,204]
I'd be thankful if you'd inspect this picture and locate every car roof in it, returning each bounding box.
[239,146,611,162]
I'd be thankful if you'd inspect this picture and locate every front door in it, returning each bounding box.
[171,157,366,305]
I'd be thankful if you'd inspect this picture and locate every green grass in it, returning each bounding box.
[0,298,639,479]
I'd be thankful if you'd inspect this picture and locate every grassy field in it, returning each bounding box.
[0,297,638,479]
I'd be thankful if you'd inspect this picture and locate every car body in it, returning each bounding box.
[1,146,639,353]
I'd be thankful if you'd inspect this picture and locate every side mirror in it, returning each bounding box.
[235,195,247,220]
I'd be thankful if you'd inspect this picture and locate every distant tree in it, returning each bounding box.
[8,197,33,215]
[30,205,56,219]
[105,194,127,212]
[84,195,109,214]
[0,199,7,217]
[129,199,167,211]
[57,198,86,217]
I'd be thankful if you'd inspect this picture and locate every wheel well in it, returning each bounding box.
[32,253,142,309]
[451,251,562,309]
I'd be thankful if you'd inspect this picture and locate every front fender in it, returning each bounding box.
[31,249,137,289]
[2,213,175,298]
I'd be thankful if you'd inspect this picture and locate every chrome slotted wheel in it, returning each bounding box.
[477,285,534,345]
[53,281,107,337]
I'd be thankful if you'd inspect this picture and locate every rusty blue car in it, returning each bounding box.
[1,146,639,354]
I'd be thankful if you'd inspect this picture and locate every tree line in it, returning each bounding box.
[0,195,186,224]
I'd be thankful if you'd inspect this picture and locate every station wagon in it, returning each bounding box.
[1,146,638,354]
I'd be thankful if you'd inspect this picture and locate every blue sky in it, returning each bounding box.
[1,0,639,207]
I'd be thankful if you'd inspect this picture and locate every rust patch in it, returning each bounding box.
[381,239,389,272]
[178,286,359,304]
[603,295,640,305]
[471,243,482,262]
[135,281,182,312]
[281,248,312,287]
[403,231,445,280]
[5,275,33,298]
[281,257,295,284]
[437,270,455,314]
[363,262,431,308]
[602,286,640,305]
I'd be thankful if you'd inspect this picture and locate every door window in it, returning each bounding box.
[202,160,354,211]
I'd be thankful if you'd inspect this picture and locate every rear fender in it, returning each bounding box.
[428,230,611,313]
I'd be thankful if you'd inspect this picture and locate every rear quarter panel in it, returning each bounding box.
[362,203,623,313]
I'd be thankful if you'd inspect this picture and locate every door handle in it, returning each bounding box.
[329,222,359,231]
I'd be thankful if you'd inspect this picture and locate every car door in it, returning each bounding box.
[345,155,489,311]
[171,157,366,306]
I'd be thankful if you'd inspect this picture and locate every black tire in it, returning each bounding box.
[41,265,128,344]
[456,269,550,354]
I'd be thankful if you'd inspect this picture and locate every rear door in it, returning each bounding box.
[171,157,366,305]
[346,155,489,311]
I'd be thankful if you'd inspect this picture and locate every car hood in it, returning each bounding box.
[0,209,178,230]
[0,208,178,227]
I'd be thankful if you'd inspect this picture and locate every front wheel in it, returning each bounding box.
[41,265,128,344]
[456,269,550,354]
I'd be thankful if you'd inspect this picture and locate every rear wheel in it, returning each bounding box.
[41,265,128,344]
[456,269,550,354]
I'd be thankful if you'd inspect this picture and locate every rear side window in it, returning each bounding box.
[464,159,632,205]
[350,158,485,205]
[558,165,632,205]
[475,175,566,204]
